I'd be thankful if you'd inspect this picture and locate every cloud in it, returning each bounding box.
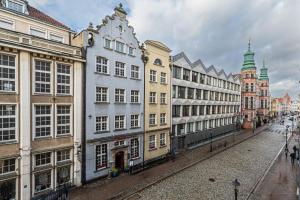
[28,0,300,99]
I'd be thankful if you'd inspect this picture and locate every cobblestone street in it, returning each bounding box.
[135,124,288,200]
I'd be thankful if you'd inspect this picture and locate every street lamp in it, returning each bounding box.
[232,178,241,200]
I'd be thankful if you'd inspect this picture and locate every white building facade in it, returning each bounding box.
[171,53,241,150]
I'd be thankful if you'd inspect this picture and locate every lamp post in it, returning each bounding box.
[232,178,241,200]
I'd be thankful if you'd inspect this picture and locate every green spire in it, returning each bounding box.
[241,39,256,71]
[259,59,269,80]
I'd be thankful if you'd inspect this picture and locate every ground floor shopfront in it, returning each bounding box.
[85,133,144,181]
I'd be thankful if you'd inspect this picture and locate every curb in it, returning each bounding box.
[115,126,268,200]
[245,132,293,200]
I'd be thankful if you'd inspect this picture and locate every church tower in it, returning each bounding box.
[258,60,270,123]
[240,40,258,129]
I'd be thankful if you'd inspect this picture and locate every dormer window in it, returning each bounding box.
[104,38,112,49]
[128,47,134,56]
[116,41,125,53]
[6,0,25,13]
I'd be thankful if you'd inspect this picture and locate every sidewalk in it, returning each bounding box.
[250,134,299,200]
[70,126,267,200]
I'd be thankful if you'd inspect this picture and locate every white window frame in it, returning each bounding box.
[29,26,47,39]
[149,114,156,126]
[130,65,139,79]
[34,152,52,168]
[160,93,166,104]
[149,92,156,104]
[160,72,166,84]
[55,104,72,137]
[55,62,72,96]
[103,37,112,49]
[33,58,53,95]
[128,46,135,56]
[33,170,52,195]
[33,104,53,139]
[115,41,125,53]
[115,61,126,77]
[6,0,25,13]
[114,115,126,130]
[0,52,18,93]
[0,103,18,143]
[149,70,157,82]
[56,149,71,163]
[95,143,108,171]
[95,56,109,74]
[130,90,139,103]
[130,114,139,128]
[0,157,16,174]
[49,32,64,43]
[130,138,139,159]
[95,87,109,103]
[159,133,166,147]
[95,115,109,132]
[160,113,166,125]
[149,135,156,150]
[0,17,15,30]
[115,88,126,103]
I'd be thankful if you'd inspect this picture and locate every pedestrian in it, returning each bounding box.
[290,152,296,165]
[284,147,289,159]
[293,145,297,154]
[171,148,176,162]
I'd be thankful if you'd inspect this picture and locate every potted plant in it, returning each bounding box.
[124,163,129,173]
[111,167,119,177]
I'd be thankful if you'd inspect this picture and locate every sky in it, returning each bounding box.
[30,0,300,100]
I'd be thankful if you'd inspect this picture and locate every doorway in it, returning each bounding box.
[115,151,124,171]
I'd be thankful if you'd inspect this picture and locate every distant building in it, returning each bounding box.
[271,93,292,116]
[0,0,84,199]
[171,52,241,150]
[291,101,298,113]
[240,41,270,129]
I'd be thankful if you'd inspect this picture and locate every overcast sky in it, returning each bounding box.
[30,0,300,100]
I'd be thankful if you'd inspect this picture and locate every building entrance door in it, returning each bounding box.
[115,151,124,171]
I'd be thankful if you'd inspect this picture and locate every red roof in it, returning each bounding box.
[27,5,69,30]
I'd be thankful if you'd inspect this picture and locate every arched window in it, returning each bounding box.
[154,58,162,66]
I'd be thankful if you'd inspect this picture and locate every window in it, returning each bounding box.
[96,116,108,132]
[149,114,156,125]
[96,87,108,102]
[209,120,214,129]
[172,105,180,117]
[115,89,125,103]
[131,65,139,79]
[178,86,186,99]
[57,165,70,185]
[0,158,15,174]
[0,18,13,30]
[131,90,139,103]
[192,105,198,116]
[203,90,208,100]
[173,66,181,79]
[149,92,156,103]
[104,38,112,49]
[0,105,16,142]
[57,150,70,162]
[187,122,193,133]
[34,105,51,138]
[96,56,108,74]
[172,86,176,98]
[116,41,125,53]
[192,71,198,83]
[96,144,107,170]
[160,133,166,147]
[200,74,205,84]
[57,105,71,135]
[30,27,46,38]
[206,76,211,85]
[196,121,201,131]
[160,113,166,125]
[160,72,166,84]
[130,115,139,128]
[149,135,156,150]
[128,47,134,56]
[49,34,63,43]
[114,140,125,147]
[34,171,51,193]
[115,61,125,77]
[187,88,194,99]
[35,60,51,93]
[7,0,24,12]
[160,93,166,104]
[196,89,202,100]
[115,115,125,130]
[250,83,254,92]
[199,105,205,115]
[154,58,162,66]
[150,70,157,82]
[183,69,190,81]
[183,105,190,117]
[206,105,211,115]
[35,152,51,166]
[56,63,71,95]
[130,138,139,158]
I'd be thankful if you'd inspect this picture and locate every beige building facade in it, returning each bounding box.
[143,40,171,163]
[0,1,84,199]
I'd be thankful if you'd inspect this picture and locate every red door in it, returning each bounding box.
[115,151,124,171]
